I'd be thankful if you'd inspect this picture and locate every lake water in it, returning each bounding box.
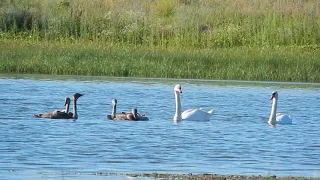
[0,74,319,179]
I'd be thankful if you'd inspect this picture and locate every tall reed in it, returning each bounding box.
[1,39,319,82]
[0,0,319,48]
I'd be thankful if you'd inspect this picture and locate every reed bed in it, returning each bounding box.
[1,39,319,82]
[1,0,320,47]
[0,0,319,82]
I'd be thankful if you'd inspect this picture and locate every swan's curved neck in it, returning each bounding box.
[174,91,182,121]
[268,97,278,124]
[65,102,70,113]
[112,104,116,119]
[133,110,137,119]
[131,109,137,120]
[72,99,78,119]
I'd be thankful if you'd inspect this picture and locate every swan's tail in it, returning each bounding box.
[207,109,214,115]
[34,114,42,118]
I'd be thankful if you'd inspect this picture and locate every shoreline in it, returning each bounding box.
[97,173,320,180]
[1,73,320,91]
[44,172,320,180]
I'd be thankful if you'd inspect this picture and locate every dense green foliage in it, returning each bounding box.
[1,0,320,47]
[0,0,319,82]
[1,40,319,82]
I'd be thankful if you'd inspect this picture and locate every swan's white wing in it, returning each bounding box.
[276,113,292,124]
[181,108,197,115]
[181,108,197,120]
[181,108,211,121]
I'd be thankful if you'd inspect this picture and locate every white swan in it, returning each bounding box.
[173,84,214,122]
[268,91,292,125]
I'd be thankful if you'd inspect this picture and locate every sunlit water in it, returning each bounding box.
[0,74,320,179]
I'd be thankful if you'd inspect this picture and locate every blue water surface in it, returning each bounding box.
[0,74,319,179]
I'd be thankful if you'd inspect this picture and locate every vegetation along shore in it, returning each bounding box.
[0,0,320,82]
[51,172,320,180]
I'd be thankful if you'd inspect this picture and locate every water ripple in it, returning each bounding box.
[0,76,320,179]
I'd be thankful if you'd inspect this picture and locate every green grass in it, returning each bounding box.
[0,0,319,48]
[0,0,319,82]
[1,39,319,82]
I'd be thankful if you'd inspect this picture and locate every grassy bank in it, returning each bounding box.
[0,0,319,82]
[1,39,319,82]
[0,0,319,48]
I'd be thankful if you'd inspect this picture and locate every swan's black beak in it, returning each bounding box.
[73,93,84,99]
[77,93,84,98]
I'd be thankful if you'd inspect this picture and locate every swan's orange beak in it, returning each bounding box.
[179,88,182,93]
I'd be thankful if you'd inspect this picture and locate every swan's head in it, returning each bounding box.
[131,108,137,116]
[174,84,182,93]
[112,98,117,106]
[73,93,83,100]
[64,97,71,105]
[270,91,278,100]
